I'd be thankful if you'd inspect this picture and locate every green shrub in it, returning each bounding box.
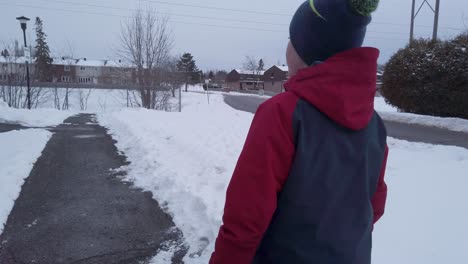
[381,32,468,119]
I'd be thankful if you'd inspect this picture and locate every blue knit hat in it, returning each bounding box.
[290,0,379,65]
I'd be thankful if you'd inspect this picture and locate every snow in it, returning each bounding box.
[99,92,251,263]
[274,65,289,72]
[99,92,468,263]
[234,69,266,75]
[379,111,468,133]
[0,129,52,235]
[1,56,132,68]
[374,96,468,133]
[0,102,74,127]
[373,138,468,264]
[0,56,29,64]
[374,96,398,113]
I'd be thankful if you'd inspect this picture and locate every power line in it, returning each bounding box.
[39,0,430,36]
[0,2,284,33]
[39,0,290,27]
[19,0,466,31]
[36,0,428,36]
[139,0,291,17]
[136,0,465,30]
[0,2,416,40]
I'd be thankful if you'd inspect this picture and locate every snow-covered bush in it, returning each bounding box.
[381,32,468,119]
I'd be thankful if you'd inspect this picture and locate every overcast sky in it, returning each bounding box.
[1,0,467,70]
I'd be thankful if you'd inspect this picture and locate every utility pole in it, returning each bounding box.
[409,0,441,45]
[410,0,416,44]
[433,0,441,41]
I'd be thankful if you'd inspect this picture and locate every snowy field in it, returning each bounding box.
[0,129,52,235]
[99,92,468,264]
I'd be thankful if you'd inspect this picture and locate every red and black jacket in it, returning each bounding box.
[210,47,388,264]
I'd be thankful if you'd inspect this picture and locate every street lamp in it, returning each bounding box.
[16,16,31,109]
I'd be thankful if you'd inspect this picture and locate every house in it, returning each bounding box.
[0,56,136,87]
[225,69,265,90]
[263,65,288,93]
[51,57,77,83]
[0,56,36,83]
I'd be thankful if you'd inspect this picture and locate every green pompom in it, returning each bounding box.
[349,0,380,16]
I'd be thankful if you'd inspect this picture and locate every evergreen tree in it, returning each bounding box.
[34,17,53,82]
[1,49,9,58]
[208,71,214,79]
[258,59,265,72]
[176,52,200,92]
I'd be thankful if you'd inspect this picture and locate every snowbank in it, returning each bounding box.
[379,111,468,133]
[0,129,52,235]
[99,93,252,263]
[374,96,468,133]
[100,92,468,263]
[0,104,74,127]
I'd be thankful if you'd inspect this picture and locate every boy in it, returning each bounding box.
[210,0,388,263]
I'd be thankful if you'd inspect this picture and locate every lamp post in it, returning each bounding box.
[16,16,31,109]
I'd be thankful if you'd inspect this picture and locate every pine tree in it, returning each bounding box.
[1,49,9,58]
[176,52,200,92]
[258,59,265,72]
[34,17,53,82]
[208,71,214,80]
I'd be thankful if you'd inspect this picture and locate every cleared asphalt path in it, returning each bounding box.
[0,114,186,264]
[224,95,468,149]
[0,123,28,133]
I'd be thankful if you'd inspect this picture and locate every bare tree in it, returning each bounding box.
[0,41,47,108]
[243,56,258,75]
[78,88,92,111]
[243,56,264,89]
[119,8,174,109]
[53,44,76,110]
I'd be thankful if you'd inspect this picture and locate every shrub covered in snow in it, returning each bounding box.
[381,32,468,119]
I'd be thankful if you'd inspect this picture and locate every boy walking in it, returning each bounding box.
[210,1,388,263]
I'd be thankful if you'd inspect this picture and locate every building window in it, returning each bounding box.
[64,65,71,71]
[80,66,86,71]
[61,76,71,82]
[78,77,92,83]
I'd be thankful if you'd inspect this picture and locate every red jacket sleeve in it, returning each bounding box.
[209,96,297,264]
[372,145,389,225]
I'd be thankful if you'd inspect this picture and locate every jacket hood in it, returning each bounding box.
[284,47,379,130]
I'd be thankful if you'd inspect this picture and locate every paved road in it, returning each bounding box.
[0,114,186,264]
[224,95,468,149]
[0,123,28,133]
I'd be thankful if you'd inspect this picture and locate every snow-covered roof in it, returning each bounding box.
[234,69,266,75]
[53,57,77,66]
[0,56,30,64]
[0,56,133,68]
[274,65,289,72]
[74,59,105,67]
